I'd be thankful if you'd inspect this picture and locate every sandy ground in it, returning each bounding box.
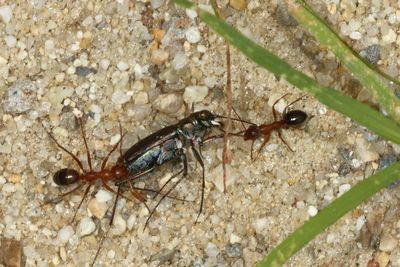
[1,1,400,266]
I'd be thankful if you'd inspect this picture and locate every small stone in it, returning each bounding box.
[111,90,131,105]
[382,28,397,44]
[112,213,126,235]
[360,44,381,65]
[134,91,149,105]
[99,59,110,70]
[151,0,163,9]
[77,217,96,237]
[4,35,16,47]
[379,234,397,252]
[183,85,209,104]
[95,190,113,203]
[206,242,219,258]
[87,198,108,219]
[226,243,243,258]
[276,3,298,27]
[152,28,165,43]
[338,162,352,176]
[2,183,15,193]
[185,27,201,43]
[186,9,198,20]
[230,233,241,243]
[153,93,183,114]
[378,154,397,171]
[252,217,268,233]
[150,248,176,264]
[75,66,95,77]
[117,61,129,71]
[171,52,187,70]
[0,5,12,23]
[356,215,365,231]
[126,104,152,121]
[127,214,137,230]
[307,205,318,217]
[3,80,37,114]
[57,225,74,243]
[0,238,23,267]
[209,164,236,192]
[349,31,362,40]
[355,136,379,163]
[338,184,351,196]
[376,251,390,267]
[151,49,169,65]
[229,0,246,10]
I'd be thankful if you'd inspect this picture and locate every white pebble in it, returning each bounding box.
[57,226,74,243]
[111,90,131,105]
[171,52,187,70]
[185,27,201,43]
[110,133,121,146]
[112,213,126,235]
[355,215,365,231]
[117,61,129,71]
[307,206,318,217]
[183,85,209,104]
[4,35,16,47]
[45,39,54,51]
[82,16,93,27]
[349,31,362,40]
[382,28,397,44]
[2,183,15,193]
[0,5,12,23]
[252,217,268,233]
[127,214,137,230]
[87,198,108,219]
[99,59,110,70]
[95,189,113,203]
[206,242,219,258]
[230,233,242,243]
[78,217,96,237]
[0,176,6,185]
[186,9,198,19]
[327,233,336,243]
[380,234,398,252]
[338,183,351,196]
[107,250,116,259]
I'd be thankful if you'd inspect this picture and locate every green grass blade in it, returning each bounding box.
[194,9,400,144]
[257,161,400,267]
[286,0,400,122]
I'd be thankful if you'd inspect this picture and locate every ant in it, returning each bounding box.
[236,94,308,160]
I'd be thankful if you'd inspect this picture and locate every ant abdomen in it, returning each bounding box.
[284,110,308,126]
[53,168,79,186]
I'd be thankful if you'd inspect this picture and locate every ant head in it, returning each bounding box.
[193,110,220,127]
[244,125,260,140]
[284,110,308,126]
[53,168,80,186]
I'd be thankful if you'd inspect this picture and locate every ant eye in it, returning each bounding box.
[53,168,79,186]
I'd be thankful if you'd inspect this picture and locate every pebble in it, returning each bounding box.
[151,49,169,65]
[252,217,268,233]
[183,85,209,104]
[186,9,198,20]
[57,225,74,244]
[111,90,131,105]
[117,61,129,71]
[3,80,37,114]
[0,5,12,23]
[338,162,352,176]
[382,28,397,44]
[4,35,16,47]
[2,183,16,193]
[307,205,318,217]
[356,215,366,231]
[349,31,362,40]
[95,189,113,203]
[230,233,242,243]
[379,234,397,252]
[206,242,219,258]
[99,59,110,70]
[75,66,95,77]
[229,0,246,10]
[134,91,149,105]
[226,243,243,258]
[126,104,152,121]
[0,238,23,267]
[360,44,381,65]
[355,136,379,163]
[77,217,96,237]
[127,214,137,230]
[112,213,126,235]
[153,93,183,114]
[87,198,108,219]
[185,27,201,43]
[209,164,236,192]
[338,184,351,196]
[378,154,397,170]
[150,248,176,264]
[171,52,187,70]
[376,251,390,267]
[276,3,298,27]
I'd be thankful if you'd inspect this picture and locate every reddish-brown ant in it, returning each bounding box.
[236,94,308,160]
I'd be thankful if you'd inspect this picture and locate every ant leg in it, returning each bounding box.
[277,130,294,152]
[46,130,85,172]
[250,140,255,160]
[78,117,93,172]
[101,133,125,171]
[71,184,92,223]
[253,133,271,161]
[232,106,247,131]
[127,179,150,212]
[131,186,187,202]
[91,185,122,266]
[283,95,307,115]
[40,183,85,207]
[118,121,124,158]
[272,93,291,121]
[190,145,205,223]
